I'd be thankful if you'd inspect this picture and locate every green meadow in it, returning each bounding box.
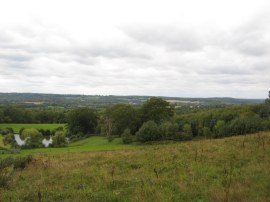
[10,136,140,156]
[0,132,269,202]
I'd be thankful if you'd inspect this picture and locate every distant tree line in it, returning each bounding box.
[0,106,67,123]
[66,97,270,143]
[1,95,270,145]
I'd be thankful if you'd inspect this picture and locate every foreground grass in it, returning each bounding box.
[0,123,65,133]
[0,132,270,202]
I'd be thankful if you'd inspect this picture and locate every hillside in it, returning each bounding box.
[0,93,264,108]
[1,132,269,202]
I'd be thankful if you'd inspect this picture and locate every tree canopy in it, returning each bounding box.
[104,104,140,135]
[141,97,174,124]
[67,107,98,136]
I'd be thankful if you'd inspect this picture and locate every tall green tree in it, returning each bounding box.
[141,97,174,124]
[104,104,140,136]
[182,124,193,140]
[67,107,98,136]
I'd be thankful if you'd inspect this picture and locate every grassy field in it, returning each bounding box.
[0,123,66,133]
[10,136,140,156]
[0,132,269,202]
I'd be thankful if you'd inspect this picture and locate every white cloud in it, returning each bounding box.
[0,0,269,98]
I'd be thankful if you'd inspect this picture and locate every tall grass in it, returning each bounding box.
[0,132,269,202]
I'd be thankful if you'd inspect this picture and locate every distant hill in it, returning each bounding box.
[0,93,264,108]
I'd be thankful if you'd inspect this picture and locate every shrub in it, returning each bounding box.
[21,128,43,149]
[181,124,193,140]
[0,128,14,136]
[159,121,179,140]
[0,166,13,188]
[3,133,16,146]
[0,156,32,188]
[19,128,25,135]
[122,129,133,144]
[52,131,67,147]
[107,135,114,142]
[136,121,161,142]
[202,127,211,138]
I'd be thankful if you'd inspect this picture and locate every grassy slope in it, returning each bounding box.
[0,123,65,133]
[15,136,140,156]
[0,132,269,202]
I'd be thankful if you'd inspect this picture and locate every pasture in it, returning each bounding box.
[0,132,269,202]
[14,136,140,156]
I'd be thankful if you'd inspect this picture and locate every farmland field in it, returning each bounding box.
[0,123,66,133]
[0,132,269,202]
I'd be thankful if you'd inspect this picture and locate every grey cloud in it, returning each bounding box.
[121,25,204,52]
[0,14,270,98]
[198,66,252,75]
[72,43,151,60]
[0,53,32,62]
[222,13,270,56]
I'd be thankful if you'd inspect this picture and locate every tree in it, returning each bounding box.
[67,107,98,136]
[182,124,193,140]
[214,120,225,138]
[265,90,270,105]
[122,129,133,144]
[104,104,140,136]
[141,97,174,124]
[21,128,43,148]
[202,127,211,138]
[159,121,179,140]
[136,121,161,142]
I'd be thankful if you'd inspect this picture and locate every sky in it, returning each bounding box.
[0,0,269,98]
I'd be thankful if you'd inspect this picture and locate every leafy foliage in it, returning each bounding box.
[21,128,43,148]
[136,121,161,142]
[104,104,140,136]
[67,107,98,136]
[52,131,67,147]
[121,129,133,144]
[142,97,174,124]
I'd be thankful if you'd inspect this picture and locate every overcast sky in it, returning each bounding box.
[0,0,269,98]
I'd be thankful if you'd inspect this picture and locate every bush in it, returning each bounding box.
[0,128,14,136]
[202,127,211,138]
[21,128,43,149]
[3,133,16,146]
[52,131,67,147]
[19,128,25,135]
[136,121,161,142]
[0,166,13,188]
[0,156,32,188]
[181,124,193,140]
[122,129,133,144]
[159,121,179,140]
[107,135,114,142]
